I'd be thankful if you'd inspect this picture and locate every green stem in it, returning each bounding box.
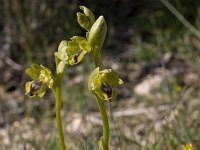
[94,51,109,150]
[55,73,66,150]
[94,49,102,69]
[96,97,109,150]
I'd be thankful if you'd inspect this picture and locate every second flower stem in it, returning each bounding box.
[94,51,109,150]
[55,73,66,150]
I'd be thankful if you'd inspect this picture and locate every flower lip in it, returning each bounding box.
[29,80,42,96]
[73,49,83,63]
[101,82,112,99]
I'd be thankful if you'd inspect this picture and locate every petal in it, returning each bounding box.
[32,63,42,71]
[58,40,68,52]
[105,70,124,86]
[72,36,91,52]
[95,87,109,100]
[56,61,67,74]
[88,67,100,91]
[25,81,32,95]
[55,41,68,61]
[55,51,68,61]
[25,68,39,79]
[39,67,54,88]
[36,85,46,98]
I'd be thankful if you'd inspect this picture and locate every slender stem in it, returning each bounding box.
[94,49,102,69]
[94,50,109,150]
[55,73,66,150]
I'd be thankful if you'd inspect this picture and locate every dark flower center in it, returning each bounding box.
[29,80,42,96]
[73,49,83,63]
[101,82,112,98]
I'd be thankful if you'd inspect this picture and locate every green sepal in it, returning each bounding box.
[99,69,124,86]
[25,63,42,79]
[77,6,95,31]
[88,67,100,92]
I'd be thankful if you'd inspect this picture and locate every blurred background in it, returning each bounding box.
[0,0,200,149]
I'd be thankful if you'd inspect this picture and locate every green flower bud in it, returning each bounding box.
[88,67,123,100]
[66,36,91,65]
[77,6,95,31]
[88,16,107,50]
[25,64,54,98]
[55,41,68,74]
[55,40,68,62]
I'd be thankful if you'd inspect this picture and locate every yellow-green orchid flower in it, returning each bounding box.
[25,63,54,98]
[66,36,91,65]
[88,67,123,100]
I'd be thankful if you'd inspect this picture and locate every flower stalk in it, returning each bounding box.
[55,73,66,150]
[96,96,109,150]
[94,52,109,150]
[87,12,123,149]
